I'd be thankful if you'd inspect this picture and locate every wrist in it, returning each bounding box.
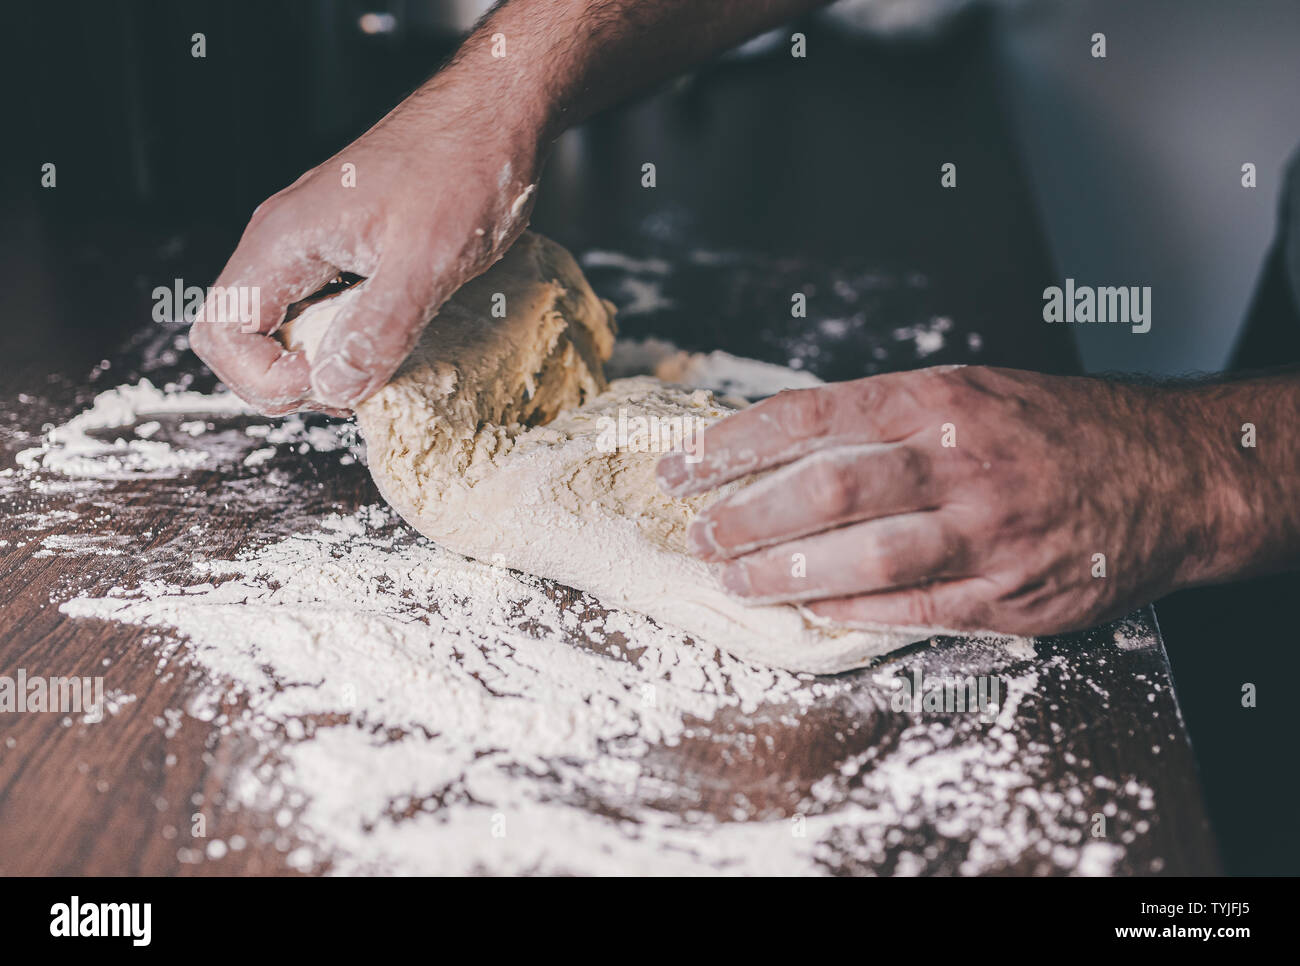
[1159,379,1296,589]
[1105,382,1244,594]
[423,20,558,150]
[385,62,551,247]
[1172,388,1249,587]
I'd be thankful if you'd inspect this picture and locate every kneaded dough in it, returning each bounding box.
[282,233,924,673]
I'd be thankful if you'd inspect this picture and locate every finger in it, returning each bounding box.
[656,376,926,497]
[806,577,1000,634]
[189,235,337,411]
[716,511,966,605]
[687,443,935,560]
[308,248,450,408]
[258,399,352,419]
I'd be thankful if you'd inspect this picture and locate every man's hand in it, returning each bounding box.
[657,365,1300,637]
[189,74,544,414]
[189,0,831,414]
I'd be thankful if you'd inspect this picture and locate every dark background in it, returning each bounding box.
[1,0,1295,875]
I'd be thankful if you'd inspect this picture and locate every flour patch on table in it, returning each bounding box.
[14,379,362,480]
[16,379,252,478]
[61,506,849,874]
[57,503,1140,876]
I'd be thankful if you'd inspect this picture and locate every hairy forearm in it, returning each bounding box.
[1169,368,1300,587]
[406,0,830,143]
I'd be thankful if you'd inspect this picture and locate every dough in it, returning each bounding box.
[282,233,924,673]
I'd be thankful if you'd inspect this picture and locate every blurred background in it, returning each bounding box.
[8,0,1300,375]
[3,0,1298,875]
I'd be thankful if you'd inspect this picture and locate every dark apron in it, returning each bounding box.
[1230,147,1300,369]
[1156,148,1300,874]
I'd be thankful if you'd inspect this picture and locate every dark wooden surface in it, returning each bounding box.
[0,16,1218,874]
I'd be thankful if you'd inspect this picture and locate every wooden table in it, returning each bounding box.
[0,14,1217,874]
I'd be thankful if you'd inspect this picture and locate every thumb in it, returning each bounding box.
[309,250,450,408]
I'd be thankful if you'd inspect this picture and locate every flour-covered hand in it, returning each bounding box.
[656,366,1245,636]
[190,76,544,415]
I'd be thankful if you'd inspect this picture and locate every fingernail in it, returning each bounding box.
[687,516,720,558]
[313,354,369,407]
[719,561,752,598]
[656,453,689,493]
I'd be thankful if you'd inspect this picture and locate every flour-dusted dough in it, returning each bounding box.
[282,233,924,673]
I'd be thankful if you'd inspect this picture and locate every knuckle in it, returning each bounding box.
[187,321,217,362]
[987,566,1040,609]
[780,387,834,439]
[335,328,379,368]
[878,522,922,586]
[844,377,881,421]
[852,532,891,587]
[932,524,971,577]
[920,365,979,411]
[904,591,939,628]
[804,456,858,519]
[376,250,442,324]
[947,596,990,633]
[929,374,968,411]
[245,196,283,235]
[244,188,308,245]
[893,444,933,492]
[875,550,909,590]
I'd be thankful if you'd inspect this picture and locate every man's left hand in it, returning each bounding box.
[656,365,1214,636]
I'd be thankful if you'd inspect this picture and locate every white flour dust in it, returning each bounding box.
[13,379,360,482]
[10,336,1160,876]
[61,507,849,874]
[16,380,253,478]
[59,503,1143,876]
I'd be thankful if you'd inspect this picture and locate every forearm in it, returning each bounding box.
[1169,368,1300,587]
[403,0,831,145]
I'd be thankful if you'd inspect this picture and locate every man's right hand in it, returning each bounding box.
[189,74,545,415]
[190,0,832,415]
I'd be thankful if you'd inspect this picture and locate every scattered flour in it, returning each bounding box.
[893,316,953,358]
[55,501,1147,875]
[14,379,359,480]
[608,338,824,400]
[12,348,1154,875]
[60,508,849,874]
[17,379,253,478]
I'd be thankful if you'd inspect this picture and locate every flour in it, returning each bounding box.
[16,380,253,479]
[607,337,825,400]
[17,383,1153,874]
[578,245,984,376]
[893,315,953,358]
[61,507,848,873]
[9,244,1158,874]
[13,379,360,482]
[36,533,128,557]
[57,503,1143,875]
